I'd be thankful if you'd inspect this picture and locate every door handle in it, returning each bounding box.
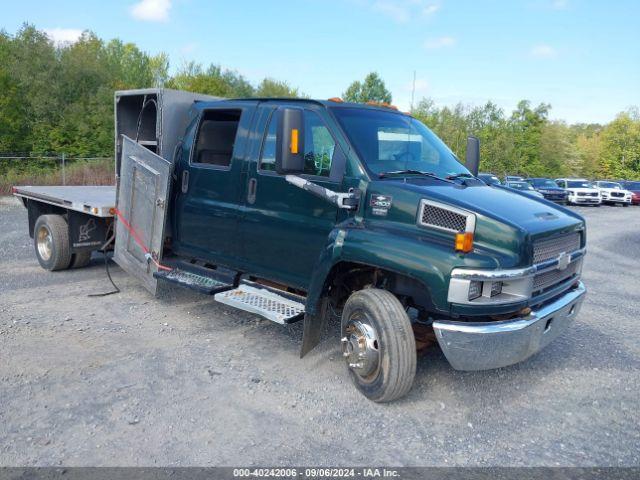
[247,178,257,204]
[181,170,189,193]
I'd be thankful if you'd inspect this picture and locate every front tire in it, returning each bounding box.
[34,215,72,271]
[341,288,416,403]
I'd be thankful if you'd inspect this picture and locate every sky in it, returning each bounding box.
[3,0,639,124]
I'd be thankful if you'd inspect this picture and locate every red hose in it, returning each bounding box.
[111,208,172,272]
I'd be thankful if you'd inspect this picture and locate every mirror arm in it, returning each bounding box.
[285,175,359,210]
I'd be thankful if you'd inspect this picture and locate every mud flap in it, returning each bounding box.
[300,297,330,358]
[114,136,172,295]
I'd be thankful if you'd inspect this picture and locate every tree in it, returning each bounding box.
[167,62,255,97]
[255,78,300,98]
[599,112,640,179]
[343,72,392,104]
[509,100,550,176]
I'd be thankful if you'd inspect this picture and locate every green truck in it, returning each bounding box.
[14,88,587,402]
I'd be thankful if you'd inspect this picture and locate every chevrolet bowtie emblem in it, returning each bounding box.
[557,252,570,271]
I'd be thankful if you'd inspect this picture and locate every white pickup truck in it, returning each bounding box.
[555,178,602,206]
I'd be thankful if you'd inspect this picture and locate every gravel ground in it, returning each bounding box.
[1,196,639,467]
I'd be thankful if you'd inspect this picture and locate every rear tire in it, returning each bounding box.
[34,215,72,271]
[70,250,92,268]
[341,288,416,403]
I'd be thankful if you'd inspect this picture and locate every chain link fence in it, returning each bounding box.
[0,154,114,195]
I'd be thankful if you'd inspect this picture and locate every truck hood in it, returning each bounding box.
[370,179,584,236]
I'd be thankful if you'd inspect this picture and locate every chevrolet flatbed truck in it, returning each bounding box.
[13,88,587,402]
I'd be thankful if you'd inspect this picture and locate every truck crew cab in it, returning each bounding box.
[14,89,587,402]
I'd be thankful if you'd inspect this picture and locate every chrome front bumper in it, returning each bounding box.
[433,281,586,371]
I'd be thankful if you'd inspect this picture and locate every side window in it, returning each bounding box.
[193,109,241,167]
[259,109,336,177]
[303,111,335,177]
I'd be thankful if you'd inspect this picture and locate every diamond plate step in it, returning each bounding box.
[154,263,238,295]
[214,282,305,324]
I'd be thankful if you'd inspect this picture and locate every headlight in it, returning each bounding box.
[448,271,534,305]
[448,254,585,306]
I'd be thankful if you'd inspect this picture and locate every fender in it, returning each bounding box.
[300,224,473,357]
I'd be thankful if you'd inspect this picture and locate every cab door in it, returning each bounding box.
[239,105,348,290]
[173,104,254,266]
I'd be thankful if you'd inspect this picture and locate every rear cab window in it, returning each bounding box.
[193,109,242,167]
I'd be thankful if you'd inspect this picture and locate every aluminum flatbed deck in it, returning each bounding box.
[12,186,116,217]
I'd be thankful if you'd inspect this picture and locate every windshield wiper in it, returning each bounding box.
[378,170,454,183]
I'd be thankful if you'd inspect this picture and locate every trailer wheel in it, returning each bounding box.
[70,251,92,268]
[341,288,416,402]
[34,215,72,271]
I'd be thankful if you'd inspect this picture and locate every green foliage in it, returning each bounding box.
[255,78,300,98]
[166,62,255,97]
[413,97,640,180]
[0,24,304,160]
[343,72,392,104]
[0,25,638,183]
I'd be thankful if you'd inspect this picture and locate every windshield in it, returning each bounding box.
[567,180,594,188]
[598,181,621,189]
[331,107,469,178]
[530,179,558,188]
[622,181,640,189]
[508,181,533,191]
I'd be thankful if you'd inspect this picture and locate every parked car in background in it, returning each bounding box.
[555,178,601,206]
[478,173,502,186]
[505,175,525,182]
[526,178,569,204]
[619,180,640,205]
[593,181,632,207]
[505,181,544,198]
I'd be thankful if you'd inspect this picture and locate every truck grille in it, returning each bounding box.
[419,202,468,233]
[533,261,579,292]
[533,232,581,264]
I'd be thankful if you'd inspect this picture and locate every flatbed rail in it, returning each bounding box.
[12,186,116,218]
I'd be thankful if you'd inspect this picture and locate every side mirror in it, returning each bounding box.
[465,136,480,176]
[276,108,305,175]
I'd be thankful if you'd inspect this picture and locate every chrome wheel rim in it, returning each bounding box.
[37,226,53,261]
[342,313,380,382]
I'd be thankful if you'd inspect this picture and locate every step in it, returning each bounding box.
[214,281,305,324]
[154,263,238,295]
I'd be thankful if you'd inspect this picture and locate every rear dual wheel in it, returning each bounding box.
[34,215,92,271]
[341,288,416,403]
[35,215,72,271]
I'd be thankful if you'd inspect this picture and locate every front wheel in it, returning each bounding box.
[341,288,416,402]
[623,203,629,208]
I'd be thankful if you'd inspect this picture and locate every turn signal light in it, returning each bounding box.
[290,128,299,154]
[455,232,474,253]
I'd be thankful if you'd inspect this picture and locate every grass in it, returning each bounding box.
[0,158,114,195]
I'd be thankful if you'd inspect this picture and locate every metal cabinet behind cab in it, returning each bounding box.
[113,88,220,295]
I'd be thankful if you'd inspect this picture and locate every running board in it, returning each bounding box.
[214,281,305,324]
[154,263,239,295]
